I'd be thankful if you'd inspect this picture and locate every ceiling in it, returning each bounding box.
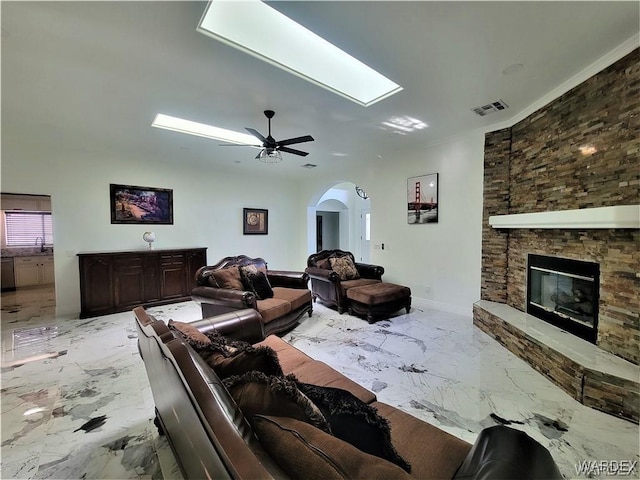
[2,1,638,178]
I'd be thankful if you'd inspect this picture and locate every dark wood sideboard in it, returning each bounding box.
[78,247,207,318]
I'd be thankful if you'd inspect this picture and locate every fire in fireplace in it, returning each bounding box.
[527,254,599,344]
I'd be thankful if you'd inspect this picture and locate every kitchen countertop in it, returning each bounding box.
[1,248,54,258]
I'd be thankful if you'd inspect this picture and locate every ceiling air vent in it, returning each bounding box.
[301,163,317,169]
[472,100,509,117]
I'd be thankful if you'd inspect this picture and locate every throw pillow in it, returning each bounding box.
[206,273,220,288]
[224,372,331,434]
[198,331,283,378]
[240,265,274,300]
[239,264,267,276]
[211,266,244,290]
[251,271,274,299]
[298,383,411,473]
[252,415,413,480]
[315,258,331,270]
[329,256,360,281]
[168,320,211,347]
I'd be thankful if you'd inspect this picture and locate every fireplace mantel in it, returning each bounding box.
[489,205,640,229]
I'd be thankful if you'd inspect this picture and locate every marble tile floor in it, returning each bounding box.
[1,285,57,326]
[1,294,638,479]
[1,288,185,480]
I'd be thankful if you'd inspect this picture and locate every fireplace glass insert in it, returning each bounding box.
[527,254,599,344]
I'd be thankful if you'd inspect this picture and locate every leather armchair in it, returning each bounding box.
[306,249,384,313]
[192,255,312,336]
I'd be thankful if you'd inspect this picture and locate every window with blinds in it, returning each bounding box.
[5,212,53,246]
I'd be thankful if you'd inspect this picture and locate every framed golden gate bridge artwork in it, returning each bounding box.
[407,173,438,224]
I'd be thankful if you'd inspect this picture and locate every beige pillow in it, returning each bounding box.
[329,256,360,281]
[239,264,267,276]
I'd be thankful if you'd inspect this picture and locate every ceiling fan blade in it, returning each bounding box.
[279,146,309,157]
[277,135,314,147]
[245,127,267,144]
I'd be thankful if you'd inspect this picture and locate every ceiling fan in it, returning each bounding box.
[225,110,314,162]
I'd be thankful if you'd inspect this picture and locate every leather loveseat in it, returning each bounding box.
[306,249,384,313]
[134,306,563,480]
[192,255,312,336]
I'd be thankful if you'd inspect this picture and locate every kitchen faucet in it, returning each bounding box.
[35,236,46,252]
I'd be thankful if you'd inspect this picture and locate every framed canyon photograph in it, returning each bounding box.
[110,184,174,224]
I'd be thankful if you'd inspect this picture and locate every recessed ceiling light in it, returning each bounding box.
[151,114,260,145]
[301,163,317,169]
[381,115,428,133]
[331,152,348,157]
[197,0,402,107]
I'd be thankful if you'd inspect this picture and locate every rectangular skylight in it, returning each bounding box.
[151,114,260,145]
[197,0,402,107]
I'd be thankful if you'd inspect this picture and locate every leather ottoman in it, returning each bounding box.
[346,282,411,323]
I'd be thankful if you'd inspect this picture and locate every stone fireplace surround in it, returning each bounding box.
[474,49,639,423]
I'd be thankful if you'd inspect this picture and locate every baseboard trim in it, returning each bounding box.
[412,297,472,318]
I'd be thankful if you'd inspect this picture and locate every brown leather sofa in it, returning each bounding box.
[192,255,312,336]
[134,306,563,480]
[306,249,384,313]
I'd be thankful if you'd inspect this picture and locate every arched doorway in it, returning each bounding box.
[307,182,371,262]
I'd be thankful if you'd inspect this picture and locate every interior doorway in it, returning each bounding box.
[308,182,371,260]
[0,193,56,318]
[316,211,340,252]
[316,215,323,251]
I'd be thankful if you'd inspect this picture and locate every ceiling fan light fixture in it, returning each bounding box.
[258,148,283,164]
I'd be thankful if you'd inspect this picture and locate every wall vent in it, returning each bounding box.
[301,163,317,169]
[472,100,509,117]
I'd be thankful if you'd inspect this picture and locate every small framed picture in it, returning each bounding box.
[243,208,268,235]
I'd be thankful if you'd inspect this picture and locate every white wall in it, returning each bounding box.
[298,131,485,317]
[1,148,304,316]
[368,132,485,315]
[2,130,484,318]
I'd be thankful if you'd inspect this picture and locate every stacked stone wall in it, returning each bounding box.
[480,49,640,365]
[510,49,639,212]
[480,128,511,303]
